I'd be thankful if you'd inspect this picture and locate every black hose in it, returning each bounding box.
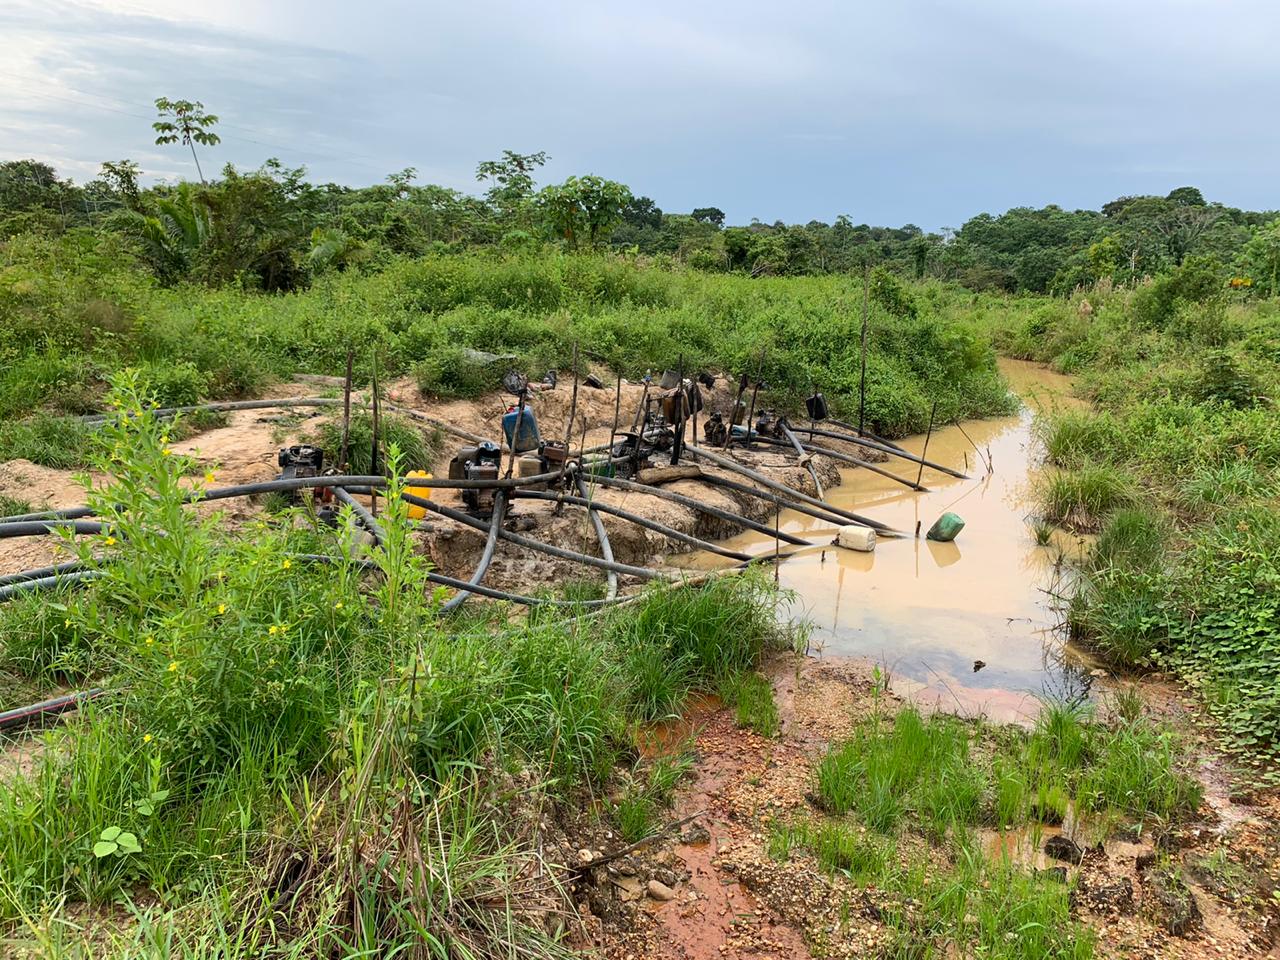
[401,493,673,582]
[575,474,618,601]
[509,490,754,562]
[0,471,578,526]
[440,490,506,613]
[828,417,910,453]
[697,474,873,530]
[0,689,107,731]
[752,435,928,492]
[580,471,811,547]
[0,570,104,601]
[0,520,105,539]
[0,560,85,587]
[801,426,967,479]
[332,487,387,547]
[687,445,901,535]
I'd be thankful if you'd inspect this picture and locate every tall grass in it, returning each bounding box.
[1039,466,1137,531]
[0,375,797,944]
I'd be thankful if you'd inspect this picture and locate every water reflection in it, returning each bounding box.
[677,359,1099,723]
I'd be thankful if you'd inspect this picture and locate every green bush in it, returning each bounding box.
[134,360,209,408]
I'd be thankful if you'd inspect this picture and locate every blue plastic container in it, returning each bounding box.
[502,404,541,453]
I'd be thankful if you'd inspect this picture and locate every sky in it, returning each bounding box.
[2,0,1278,230]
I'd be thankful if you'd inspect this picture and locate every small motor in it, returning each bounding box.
[755,411,782,440]
[539,439,568,474]
[277,445,328,503]
[279,444,324,479]
[461,441,502,516]
[703,413,728,446]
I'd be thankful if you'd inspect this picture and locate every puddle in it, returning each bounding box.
[680,360,1100,723]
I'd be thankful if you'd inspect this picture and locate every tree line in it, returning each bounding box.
[2,97,1278,296]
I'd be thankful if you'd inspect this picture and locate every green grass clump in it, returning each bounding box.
[0,413,94,467]
[1177,459,1276,514]
[1089,507,1167,571]
[769,819,893,883]
[720,670,780,737]
[309,411,440,474]
[1040,465,1137,531]
[0,494,33,517]
[413,342,505,398]
[612,752,693,842]
[815,708,975,833]
[1038,409,1124,467]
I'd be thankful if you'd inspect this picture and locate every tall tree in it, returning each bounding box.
[99,160,143,212]
[153,98,221,184]
[691,207,725,227]
[536,175,632,250]
[476,150,547,229]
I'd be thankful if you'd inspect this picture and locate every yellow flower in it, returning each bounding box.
[217,603,226,615]
[160,435,169,444]
[161,448,172,457]
[282,559,292,570]
[144,636,154,646]
[143,733,153,744]
[64,618,72,627]
[104,535,117,546]
[167,661,179,672]
[334,601,344,610]
[269,625,279,636]
[204,471,215,484]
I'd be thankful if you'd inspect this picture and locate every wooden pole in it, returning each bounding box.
[338,346,353,471]
[916,400,938,489]
[369,354,380,517]
[859,264,870,436]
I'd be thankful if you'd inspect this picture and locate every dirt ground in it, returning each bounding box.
[6,378,1276,959]
[0,374,857,590]
[573,657,1280,960]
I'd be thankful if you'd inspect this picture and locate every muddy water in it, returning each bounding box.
[686,359,1098,722]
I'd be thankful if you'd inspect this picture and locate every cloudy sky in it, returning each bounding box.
[2,0,1277,228]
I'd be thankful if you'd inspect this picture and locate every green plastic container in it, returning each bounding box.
[926,512,965,543]
[581,454,616,479]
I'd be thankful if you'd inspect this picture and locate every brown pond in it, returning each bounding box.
[680,359,1099,723]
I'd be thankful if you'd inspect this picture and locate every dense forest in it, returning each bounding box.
[4,145,1279,295]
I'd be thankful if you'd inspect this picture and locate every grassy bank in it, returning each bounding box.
[966,276,1280,774]
[768,698,1201,958]
[1,237,1013,464]
[0,378,795,955]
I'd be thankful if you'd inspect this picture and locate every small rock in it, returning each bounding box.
[577,848,594,865]
[972,660,986,672]
[1045,835,1084,865]
[615,857,639,877]
[647,879,676,901]
[683,823,712,845]
[1143,867,1201,936]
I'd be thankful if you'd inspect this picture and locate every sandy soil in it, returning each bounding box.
[0,377,861,593]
